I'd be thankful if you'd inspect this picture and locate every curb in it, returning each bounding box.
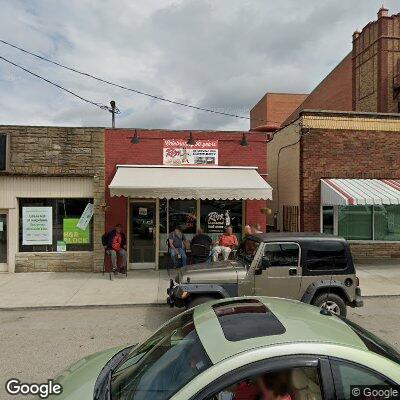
[0,303,169,311]
[2,295,400,311]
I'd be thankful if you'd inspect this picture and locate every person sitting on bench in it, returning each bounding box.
[104,223,127,274]
[168,226,187,268]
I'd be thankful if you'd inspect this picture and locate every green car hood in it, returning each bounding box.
[47,346,125,400]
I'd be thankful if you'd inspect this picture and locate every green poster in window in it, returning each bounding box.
[63,218,90,244]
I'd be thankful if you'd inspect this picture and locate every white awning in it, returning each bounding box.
[321,179,400,205]
[109,165,272,200]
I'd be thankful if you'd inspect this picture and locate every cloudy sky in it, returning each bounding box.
[0,0,399,130]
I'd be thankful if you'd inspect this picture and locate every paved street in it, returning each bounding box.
[1,298,399,400]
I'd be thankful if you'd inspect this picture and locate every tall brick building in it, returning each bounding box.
[353,8,400,114]
[262,8,400,261]
[252,7,400,129]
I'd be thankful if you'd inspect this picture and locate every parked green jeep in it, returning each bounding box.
[167,233,363,316]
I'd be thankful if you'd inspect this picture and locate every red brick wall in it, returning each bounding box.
[285,54,353,125]
[105,129,268,234]
[300,128,400,232]
[250,93,308,129]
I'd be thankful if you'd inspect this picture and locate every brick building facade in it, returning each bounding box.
[267,110,400,261]
[0,126,105,272]
[250,93,307,129]
[353,8,400,114]
[104,129,270,269]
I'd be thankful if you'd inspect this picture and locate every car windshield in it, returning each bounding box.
[110,310,211,400]
[340,316,400,366]
[236,238,260,266]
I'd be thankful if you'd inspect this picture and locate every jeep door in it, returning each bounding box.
[254,242,302,299]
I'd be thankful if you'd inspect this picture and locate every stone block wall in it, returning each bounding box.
[0,125,105,272]
[15,252,93,272]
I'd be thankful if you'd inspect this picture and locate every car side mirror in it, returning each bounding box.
[255,268,262,275]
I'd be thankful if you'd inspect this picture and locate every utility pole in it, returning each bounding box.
[110,100,119,128]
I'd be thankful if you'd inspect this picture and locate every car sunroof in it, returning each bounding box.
[213,299,286,342]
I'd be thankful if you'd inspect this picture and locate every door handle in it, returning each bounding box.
[289,268,297,276]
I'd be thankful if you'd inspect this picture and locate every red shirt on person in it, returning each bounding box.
[219,233,238,248]
[112,233,122,251]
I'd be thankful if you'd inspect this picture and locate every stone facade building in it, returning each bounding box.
[0,126,105,272]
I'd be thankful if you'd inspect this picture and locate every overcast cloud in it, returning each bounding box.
[0,0,399,130]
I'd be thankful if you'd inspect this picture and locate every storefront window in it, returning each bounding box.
[200,200,243,241]
[322,206,334,234]
[338,205,372,240]
[373,205,400,241]
[19,198,94,252]
[159,199,197,253]
[168,200,197,233]
[338,205,400,241]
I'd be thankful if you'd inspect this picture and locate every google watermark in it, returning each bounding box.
[5,379,62,399]
[351,385,400,400]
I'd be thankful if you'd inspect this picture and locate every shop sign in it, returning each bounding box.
[163,139,218,166]
[57,241,66,252]
[138,207,148,216]
[76,203,94,230]
[22,207,53,245]
[63,218,90,244]
[206,210,231,233]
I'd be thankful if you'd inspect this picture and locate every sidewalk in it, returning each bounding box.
[0,262,399,309]
[356,259,400,297]
[0,270,172,309]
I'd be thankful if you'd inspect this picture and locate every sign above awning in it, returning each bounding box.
[109,165,272,200]
[321,178,400,205]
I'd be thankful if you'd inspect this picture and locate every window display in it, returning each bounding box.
[19,198,94,252]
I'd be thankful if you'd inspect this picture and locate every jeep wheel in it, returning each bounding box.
[187,295,217,309]
[312,293,347,317]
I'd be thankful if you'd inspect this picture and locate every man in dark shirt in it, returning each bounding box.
[190,228,212,263]
[191,228,212,247]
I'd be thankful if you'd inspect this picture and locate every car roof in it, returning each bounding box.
[193,297,367,364]
[247,232,347,243]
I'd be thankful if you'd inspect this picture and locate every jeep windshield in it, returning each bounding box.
[236,238,260,267]
[110,310,211,400]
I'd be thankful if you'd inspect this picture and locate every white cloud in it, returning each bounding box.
[0,0,398,130]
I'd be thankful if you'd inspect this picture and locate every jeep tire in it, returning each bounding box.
[187,295,218,309]
[312,292,347,317]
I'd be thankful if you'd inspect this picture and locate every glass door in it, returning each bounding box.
[0,212,8,272]
[129,201,156,269]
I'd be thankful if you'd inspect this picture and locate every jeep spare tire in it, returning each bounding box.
[187,295,218,309]
[312,293,347,317]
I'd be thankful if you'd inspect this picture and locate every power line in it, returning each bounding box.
[0,54,112,112]
[0,38,281,125]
